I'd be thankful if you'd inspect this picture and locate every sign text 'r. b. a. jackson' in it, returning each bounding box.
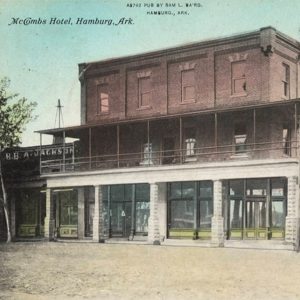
[4,145,74,161]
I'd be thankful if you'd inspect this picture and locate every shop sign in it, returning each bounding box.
[3,144,74,161]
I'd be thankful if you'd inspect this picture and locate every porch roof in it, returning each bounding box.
[35,98,300,138]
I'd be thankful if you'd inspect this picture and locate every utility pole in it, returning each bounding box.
[54,99,64,128]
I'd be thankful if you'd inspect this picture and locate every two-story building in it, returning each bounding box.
[30,27,300,249]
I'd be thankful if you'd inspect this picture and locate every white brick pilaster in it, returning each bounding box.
[211,180,224,247]
[148,182,160,245]
[285,176,298,245]
[44,188,55,240]
[93,185,104,242]
[77,188,85,239]
[93,185,99,242]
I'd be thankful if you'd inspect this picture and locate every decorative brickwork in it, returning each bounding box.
[148,183,160,245]
[211,180,224,246]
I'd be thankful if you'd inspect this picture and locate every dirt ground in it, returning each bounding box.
[0,242,300,300]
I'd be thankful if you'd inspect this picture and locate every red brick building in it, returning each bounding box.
[5,27,300,250]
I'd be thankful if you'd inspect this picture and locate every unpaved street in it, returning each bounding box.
[0,242,299,300]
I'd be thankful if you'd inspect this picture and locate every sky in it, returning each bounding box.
[1,0,300,146]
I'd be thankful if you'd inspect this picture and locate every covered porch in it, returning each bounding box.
[37,99,300,175]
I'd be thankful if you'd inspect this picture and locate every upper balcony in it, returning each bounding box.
[38,100,300,175]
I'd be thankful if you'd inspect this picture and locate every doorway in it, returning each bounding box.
[162,137,176,164]
[226,178,287,240]
[110,201,132,238]
[244,200,267,239]
[103,184,150,239]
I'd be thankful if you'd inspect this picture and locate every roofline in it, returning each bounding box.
[78,28,261,68]
[36,98,300,135]
[78,26,300,69]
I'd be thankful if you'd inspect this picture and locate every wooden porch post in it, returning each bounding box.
[214,113,218,155]
[294,103,298,156]
[89,127,92,170]
[147,120,150,166]
[39,133,42,174]
[129,184,136,240]
[253,108,256,151]
[117,125,120,167]
[62,131,65,172]
[179,117,183,163]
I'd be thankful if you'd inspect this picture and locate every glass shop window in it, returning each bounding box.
[198,181,213,229]
[246,179,267,197]
[59,190,78,226]
[229,180,244,197]
[135,184,150,233]
[270,178,286,229]
[135,183,150,202]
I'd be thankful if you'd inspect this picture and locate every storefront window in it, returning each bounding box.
[199,200,213,228]
[271,201,284,228]
[227,178,287,240]
[135,201,149,232]
[271,178,286,230]
[104,184,150,237]
[229,180,244,197]
[20,192,37,224]
[230,199,243,229]
[199,181,213,228]
[59,190,78,226]
[170,199,194,228]
[246,179,267,196]
[168,181,213,234]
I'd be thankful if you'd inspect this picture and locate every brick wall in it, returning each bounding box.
[82,28,300,129]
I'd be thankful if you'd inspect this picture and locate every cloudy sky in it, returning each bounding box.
[1,0,300,146]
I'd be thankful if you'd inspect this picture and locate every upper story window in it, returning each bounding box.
[181,69,195,102]
[282,124,291,156]
[97,84,109,114]
[231,61,246,96]
[234,123,247,154]
[282,63,290,98]
[138,76,151,108]
[184,127,196,157]
[141,143,153,165]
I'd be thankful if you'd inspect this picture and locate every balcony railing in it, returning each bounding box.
[40,140,298,174]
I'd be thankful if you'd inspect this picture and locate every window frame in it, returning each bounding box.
[233,123,247,155]
[231,60,247,97]
[138,76,152,109]
[282,124,291,156]
[97,84,109,114]
[282,63,290,99]
[181,69,196,103]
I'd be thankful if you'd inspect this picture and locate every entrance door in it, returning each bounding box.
[110,201,132,238]
[245,200,267,239]
[163,137,175,164]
